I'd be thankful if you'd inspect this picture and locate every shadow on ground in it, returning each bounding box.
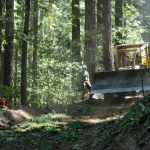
[1,94,148,150]
[67,94,142,124]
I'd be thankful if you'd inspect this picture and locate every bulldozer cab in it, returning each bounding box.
[115,43,150,70]
[91,43,150,95]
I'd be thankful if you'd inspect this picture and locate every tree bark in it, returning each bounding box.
[33,0,38,85]
[31,0,38,106]
[0,0,3,52]
[84,0,97,84]
[21,0,30,106]
[72,0,80,62]
[115,0,123,45]
[102,0,114,71]
[14,44,18,108]
[39,8,44,41]
[4,0,14,86]
[97,0,103,47]
[0,0,4,84]
[96,0,104,70]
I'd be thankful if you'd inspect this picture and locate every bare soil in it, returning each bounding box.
[0,106,43,126]
[0,95,149,150]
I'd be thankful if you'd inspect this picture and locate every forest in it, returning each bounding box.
[0,0,150,149]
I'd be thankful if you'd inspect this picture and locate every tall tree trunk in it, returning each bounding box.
[0,0,3,53]
[123,1,127,41]
[84,0,97,84]
[39,8,44,42]
[115,0,123,45]
[32,0,38,104]
[4,0,14,86]
[102,0,114,71]
[21,0,30,106]
[97,0,103,70]
[0,0,4,85]
[33,0,38,84]
[14,45,18,108]
[97,0,103,47]
[72,0,80,62]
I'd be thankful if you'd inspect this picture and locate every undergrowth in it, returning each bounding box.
[0,113,88,149]
[117,96,150,132]
[97,95,150,146]
[0,95,150,149]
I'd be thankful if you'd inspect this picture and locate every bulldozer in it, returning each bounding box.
[91,43,150,94]
[115,43,150,70]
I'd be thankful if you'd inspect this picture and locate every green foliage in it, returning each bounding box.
[12,0,149,108]
[59,121,86,142]
[13,113,72,133]
[112,2,145,44]
[0,113,86,149]
[116,96,150,135]
[0,85,13,100]
[25,0,82,107]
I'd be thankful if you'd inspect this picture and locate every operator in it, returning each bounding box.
[122,52,128,66]
[80,65,91,100]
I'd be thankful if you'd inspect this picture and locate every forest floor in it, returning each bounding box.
[0,94,150,150]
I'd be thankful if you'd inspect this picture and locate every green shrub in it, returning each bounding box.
[0,85,13,101]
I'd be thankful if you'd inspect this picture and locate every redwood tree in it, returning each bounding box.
[4,0,14,86]
[33,0,38,85]
[0,0,4,84]
[72,0,80,62]
[97,0,103,69]
[32,0,38,104]
[84,0,97,84]
[97,0,103,47]
[21,0,30,106]
[102,0,114,71]
[0,0,4,53]
[115,0,123,45]
[3,0,14,108]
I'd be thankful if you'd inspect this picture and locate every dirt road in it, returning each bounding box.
[68,95,140,124]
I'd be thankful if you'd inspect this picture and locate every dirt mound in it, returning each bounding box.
[65,96,150,150]
[1,95,149,150]
[0,106,43,126]
[94,96,150,150]
[68,97,137,123]
[100,115,150,150]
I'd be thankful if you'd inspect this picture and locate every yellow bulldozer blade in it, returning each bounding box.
[91,69,150,94]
